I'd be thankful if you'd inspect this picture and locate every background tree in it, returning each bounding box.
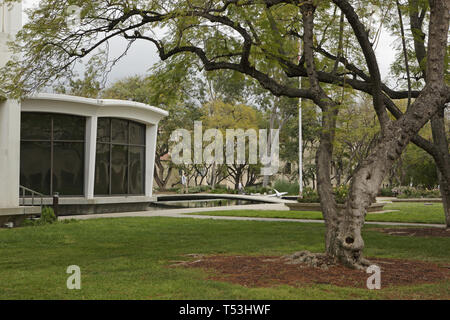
[201,100,263,189]
[53,63,102,98]
[253,77,298,187]
[332,93,380,186]
[102,61,203,190]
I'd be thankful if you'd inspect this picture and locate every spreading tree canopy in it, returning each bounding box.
[1,0,449,268]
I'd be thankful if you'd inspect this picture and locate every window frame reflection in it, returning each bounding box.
[20,112,86,196]
[95,118,146,196]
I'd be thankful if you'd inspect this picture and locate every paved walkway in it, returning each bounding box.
[156,193,296,204]
[59,203,286,220]
[59,203,446,228]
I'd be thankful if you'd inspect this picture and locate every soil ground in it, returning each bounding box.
[172,254,450,289]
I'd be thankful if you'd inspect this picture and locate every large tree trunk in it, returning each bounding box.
[210,162,216,189]
[323,112,447,268]
[408,0,450,228]
[321,0,450,269]
[437,168,450,228]
[315,107,341,260]
[431,110,450,228]
[302,1,374,269]
[295,0,450,269]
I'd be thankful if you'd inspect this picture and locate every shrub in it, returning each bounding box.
[297,185,349,204]
[380,187,395,197]
[297,187,320,203]
[393,186,420,198]
[178,185,212,194]
[210,186,234,194]
[334,185,349,204]
[393,186,441,199]
[244,186,272,194]
[273,179,299,195]
[166,186,181,192]
[40,206,57,224]
[423,189,441,198]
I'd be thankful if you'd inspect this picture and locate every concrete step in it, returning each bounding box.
[0,206,41,216]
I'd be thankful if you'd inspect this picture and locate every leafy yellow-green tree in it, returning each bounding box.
[202,100,263,189]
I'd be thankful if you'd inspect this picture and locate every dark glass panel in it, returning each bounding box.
[20,141,51,195]
[111,119,128,144]
[53,142,84,195]
[20,113,51,140]
[95,118,147,196]
[129,122,145,145]
[111,145,128,194]
[94,143,110,195]
[53,114,85,141]
[97,118,111,143]
[129,146,145,195]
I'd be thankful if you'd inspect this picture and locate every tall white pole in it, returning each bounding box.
[1,2,5,33]
[298,39,303,198]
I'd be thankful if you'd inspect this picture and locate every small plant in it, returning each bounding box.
[22,206,57,227]
[41,206,57,224]
[298,187,320,203]
[334,185,349,204]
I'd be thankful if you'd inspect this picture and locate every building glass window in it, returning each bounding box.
[20,112,86,196]
[94,118,146,195]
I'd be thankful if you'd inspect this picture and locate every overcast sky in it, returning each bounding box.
[22,0,397,87]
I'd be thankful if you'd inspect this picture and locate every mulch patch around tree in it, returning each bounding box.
[376,227,450,237]
[171,254,450,289]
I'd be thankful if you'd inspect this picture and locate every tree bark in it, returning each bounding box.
[318,0,450,268]
[431,109,450,228]
[407,0,450,228]
[301,2,353,266]
[315,107,341,259]
[210,162,217,189]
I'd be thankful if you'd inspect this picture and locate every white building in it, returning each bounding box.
[0,2,167,220]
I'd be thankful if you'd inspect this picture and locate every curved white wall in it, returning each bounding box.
[21,93,168,125]
[0,1,22,210]
[17,93,167,205]
[0,99,20,208]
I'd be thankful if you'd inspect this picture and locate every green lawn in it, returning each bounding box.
[184,202,446,224]
[0,217,449,299]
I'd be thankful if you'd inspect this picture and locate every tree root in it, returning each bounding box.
[283,251,372,271]
[282,251,336,271]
